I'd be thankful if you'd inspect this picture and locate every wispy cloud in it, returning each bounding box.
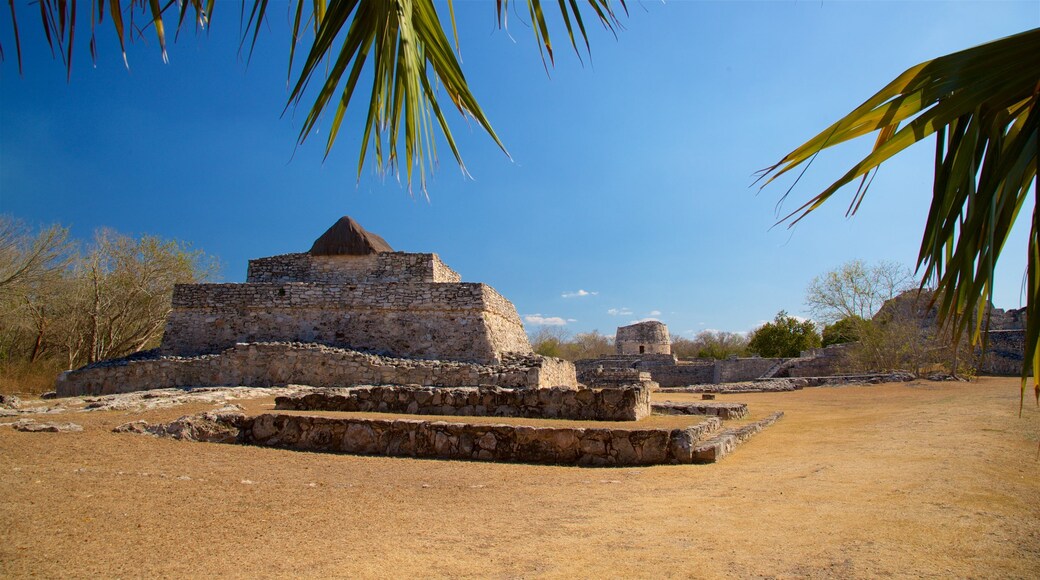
[607,307,633,316]
[648,310,662,316]
[561,289,598,299]
[524,314,569,326]
[630,317,661,324]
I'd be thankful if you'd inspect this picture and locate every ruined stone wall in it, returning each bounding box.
[160,282,531,364]
[56,343,576,397]
[246,252,461,284]
[784,344,852,377]
[275,384,650,421]
[980,330,1025,376]
[644,362,716,387]
[574,357,714,387]
[714,358,781,383]
[615,321,671,355]
[242,413,721,466]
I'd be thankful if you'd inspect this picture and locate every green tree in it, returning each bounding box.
[529,326,569,359]
[673,331,749,359]
[747,311,821,358]
[822,316,863,347]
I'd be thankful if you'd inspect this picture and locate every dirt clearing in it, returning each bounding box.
[1,378,1038,578]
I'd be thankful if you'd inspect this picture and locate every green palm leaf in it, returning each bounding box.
[4,1,628,191]
[758,28,1040,408]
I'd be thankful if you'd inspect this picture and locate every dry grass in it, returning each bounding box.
[1,378,1038,578]
[0,359,63,397]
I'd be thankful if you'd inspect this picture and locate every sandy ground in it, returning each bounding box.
[1,377,1038,578]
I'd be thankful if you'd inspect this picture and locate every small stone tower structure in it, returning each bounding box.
[615,321,671,355]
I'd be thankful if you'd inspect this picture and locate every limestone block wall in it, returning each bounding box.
[643,362,716,387]
[979,330,1025,376]
[56,343,576,397]
[616,321,671,355]
[275,385,650,421]
[160,282,532,364]
[246,252,461,284]
[242,413,722,466]
[714,358,780,383]
[574,358,713,387]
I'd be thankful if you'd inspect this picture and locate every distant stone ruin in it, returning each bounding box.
[616,320,671,355]
[58,217,575,396]
[581,320,851,389]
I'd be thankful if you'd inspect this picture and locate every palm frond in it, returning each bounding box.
[3,1,630,191]
[758,28,1040,407]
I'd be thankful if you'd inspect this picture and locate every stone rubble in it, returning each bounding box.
[113,407,246,443]
[4,418,83,432]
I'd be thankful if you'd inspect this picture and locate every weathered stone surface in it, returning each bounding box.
[658,379,802,394]
[0,394,22,409]
[692,411,784,463]
[275,384,651,421]
[651,401,748,420]
[113,408,245,443]
[615,321,671,355]
[7,418,83,432]
[56,343,575,397]
[577,367,659,392]
[247,252,461,285]
[241,413,723,466]
[160,282,531,364]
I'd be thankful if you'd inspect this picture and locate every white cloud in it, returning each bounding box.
[648,310,662,316]
[607,307,633,316]
[629,317,661,324]
[561,289,598,299]
[567,318,578,322]
[524,314,569,326]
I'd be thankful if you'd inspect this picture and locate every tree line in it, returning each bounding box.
[0,216,215,393]
[532,259,983,377]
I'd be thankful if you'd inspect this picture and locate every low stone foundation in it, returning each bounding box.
[657,379,802,394]
[243,413,722,466]
[577,368,660,391]
[651,401,748,420]
[276,385,650,421]
[692,412,785,463]
[56,342,577,397]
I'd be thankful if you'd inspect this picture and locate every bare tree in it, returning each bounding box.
[806,260,915,324]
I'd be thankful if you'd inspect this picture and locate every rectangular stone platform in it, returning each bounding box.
[275,385,650,421]
[56,343,576,397]
[161,282,531,364]
[243,413,724,466]
[651,401,749,420]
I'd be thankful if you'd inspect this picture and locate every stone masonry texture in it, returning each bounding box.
[615,320,671,355]
[160,281,531,363]
[275,384,651,422]
[56,342,576,397]
[241,413,723,466]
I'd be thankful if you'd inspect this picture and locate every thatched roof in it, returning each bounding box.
[308,216,394,256]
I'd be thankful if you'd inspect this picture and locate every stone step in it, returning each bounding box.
[651,401,748,420]
[690,411,785,463]
[242,413,725,466]
[275,384,651,421]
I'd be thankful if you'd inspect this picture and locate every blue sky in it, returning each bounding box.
[1,1,1037,338]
